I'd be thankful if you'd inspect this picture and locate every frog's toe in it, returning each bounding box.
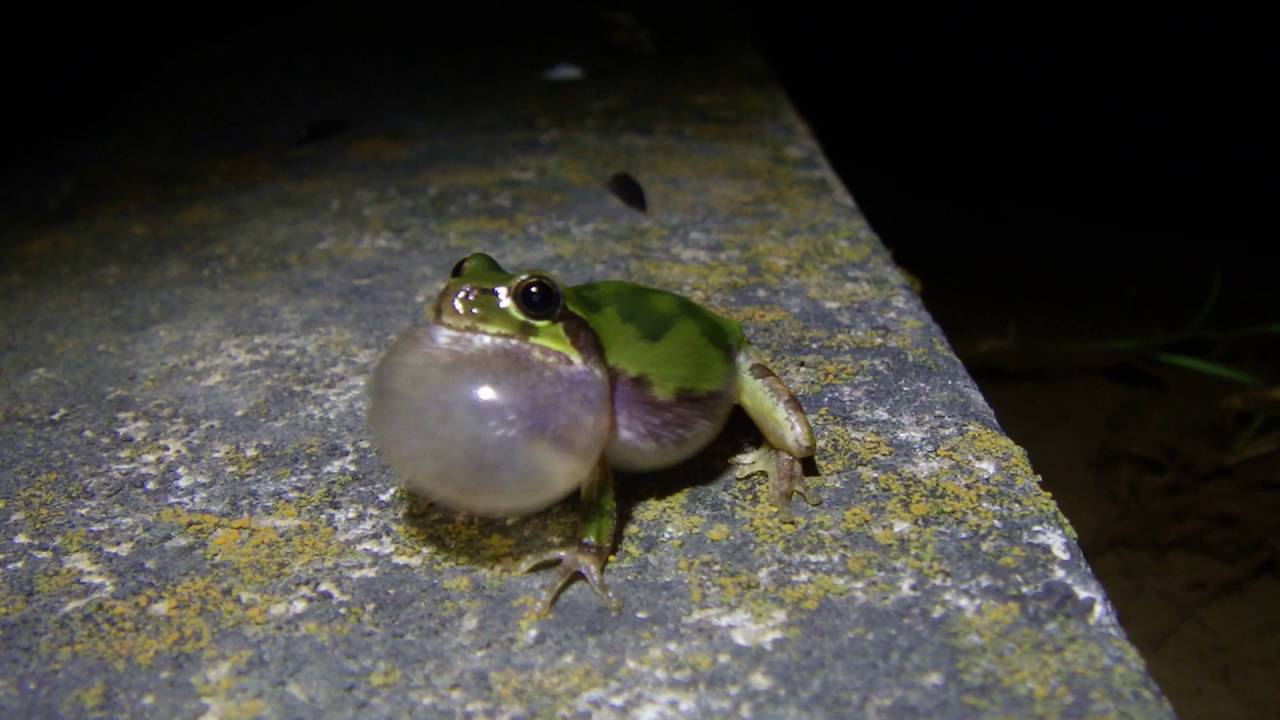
[521,543,623,615]
[730,445,768,478]
[732,443,821,520]
[789,464,822,511]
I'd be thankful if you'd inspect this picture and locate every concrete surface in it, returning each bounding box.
[0,9,1172,719]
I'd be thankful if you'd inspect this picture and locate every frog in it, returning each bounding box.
[368,252,817,614]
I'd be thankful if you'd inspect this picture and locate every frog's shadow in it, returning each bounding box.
[399,409,815,566]
[398,492,579,570]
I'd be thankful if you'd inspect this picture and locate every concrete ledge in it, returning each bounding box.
[0,10,1172,718]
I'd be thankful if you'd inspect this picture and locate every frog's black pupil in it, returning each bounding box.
[516,277,560,320]
[450,258,467,278]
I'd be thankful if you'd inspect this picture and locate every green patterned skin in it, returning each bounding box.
[436,253,744,398]
[566,281,744,399]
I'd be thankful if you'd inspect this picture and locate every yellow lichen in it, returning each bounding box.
[811,409,894,474]
[36,503,344,670]
[842,506,874,531]
[686,652,715,672]
[845,551,877,576]
[488,660,607,708]
[219,444,264,478]
[369,666,402,688]
[442,575,474,593]
[948,597,1143,718]
[776,574,850,611]
[71,680,106,711]
[15,471,65,532]
[513,595,544,634]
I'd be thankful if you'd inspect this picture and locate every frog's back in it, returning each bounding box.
[566,280,744,472]
[566,281,743,397]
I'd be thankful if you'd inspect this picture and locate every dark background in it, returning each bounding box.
[753,6,1275,333]
[7,7,1273,309]
[4,6,1275,718]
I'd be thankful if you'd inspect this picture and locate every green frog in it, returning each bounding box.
[368,253,817,613]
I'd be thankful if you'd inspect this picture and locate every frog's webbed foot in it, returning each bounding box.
[521,541,623,615]
[732,443,820,521]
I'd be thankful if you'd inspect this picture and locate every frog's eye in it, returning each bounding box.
[513,276,562,321]
[450,257,469,278]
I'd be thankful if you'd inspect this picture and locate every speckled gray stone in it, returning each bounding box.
[0,10,1172,719]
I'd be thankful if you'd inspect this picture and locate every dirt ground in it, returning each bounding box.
[912,260,1279,719]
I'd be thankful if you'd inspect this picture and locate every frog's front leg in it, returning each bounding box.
[521,457,623,614]
[732,347,819,518]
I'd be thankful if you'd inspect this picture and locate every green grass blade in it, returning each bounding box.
[1149,352,1262,385]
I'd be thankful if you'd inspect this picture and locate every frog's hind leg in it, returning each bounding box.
[521,457,624,614]
[731,347,819,518]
